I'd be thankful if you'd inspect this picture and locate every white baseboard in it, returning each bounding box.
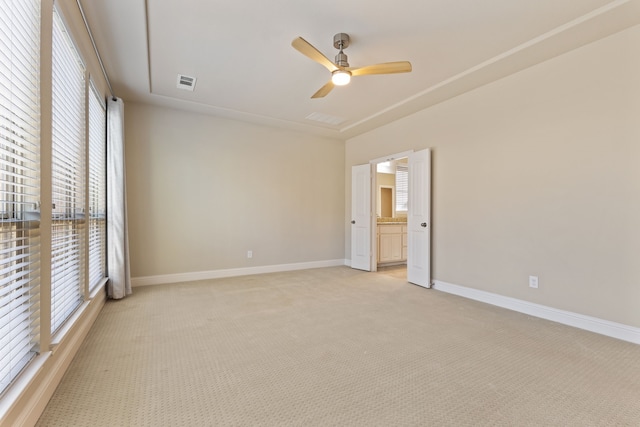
[132,259,348,287]
[432,280,640,345]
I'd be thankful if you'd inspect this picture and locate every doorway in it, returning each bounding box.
[374,157,408,279]
[350,149,431,288]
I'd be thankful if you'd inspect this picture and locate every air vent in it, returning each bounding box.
[305,112,345,126]
[176,74,197,91]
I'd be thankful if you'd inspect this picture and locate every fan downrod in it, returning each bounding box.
[333,33,350,67]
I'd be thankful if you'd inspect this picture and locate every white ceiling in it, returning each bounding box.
[79,0,640,140]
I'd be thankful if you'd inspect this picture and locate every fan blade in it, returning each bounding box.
[311,81,335,98]
[292,37,338,72]
[348,61,412,77]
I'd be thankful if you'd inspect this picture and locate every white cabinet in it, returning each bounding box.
[377,224,407,264]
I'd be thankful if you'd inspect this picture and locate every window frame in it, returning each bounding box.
[395,164,408,213]
[0,0,42,396]
[49,5,88,334]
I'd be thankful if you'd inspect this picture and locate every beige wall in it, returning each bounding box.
[377,173,395,187]
[345,25,640,327]
[125,103,345,278]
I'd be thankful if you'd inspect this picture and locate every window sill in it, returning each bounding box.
[50,278,108,348]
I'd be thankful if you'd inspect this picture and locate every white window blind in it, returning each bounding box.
[88,83,106,291]
[395,164,408,212]
[0,0,41,395]
[51,8,86,333]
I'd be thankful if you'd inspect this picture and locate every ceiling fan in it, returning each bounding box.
[291,33,412,98]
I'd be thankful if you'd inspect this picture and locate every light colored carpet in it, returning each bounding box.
[36,266,640,426]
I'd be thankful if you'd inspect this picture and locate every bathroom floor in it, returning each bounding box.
[376,264,407,280]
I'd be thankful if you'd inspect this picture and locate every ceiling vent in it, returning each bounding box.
[305,112,346,126]
[176,74,197,91]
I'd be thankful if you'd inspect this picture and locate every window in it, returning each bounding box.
[1,1,109,399]
[0,0,41,394]
[50,8,86,333]
[395,164,408,212]
[88,83,106,291]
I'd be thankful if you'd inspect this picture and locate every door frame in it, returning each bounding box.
[368,150,414,273]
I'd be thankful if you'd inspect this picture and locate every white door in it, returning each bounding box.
[351,164,371,271]
[407,149,431,287]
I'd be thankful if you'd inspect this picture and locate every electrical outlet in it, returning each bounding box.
[247,250,253,259]
[529,275,539,289]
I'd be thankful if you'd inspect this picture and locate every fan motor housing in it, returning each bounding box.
[335,52,349,67]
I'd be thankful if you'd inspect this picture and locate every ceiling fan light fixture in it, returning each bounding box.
[331,69,351,86]
[291,33,411,98]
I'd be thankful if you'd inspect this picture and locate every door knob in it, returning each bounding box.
[421,222,427,228]
[351,220,356,224]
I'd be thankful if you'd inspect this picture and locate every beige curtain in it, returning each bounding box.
[106,97,132,299]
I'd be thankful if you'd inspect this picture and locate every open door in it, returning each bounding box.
[351,164,371,271]
[407,149,431,287]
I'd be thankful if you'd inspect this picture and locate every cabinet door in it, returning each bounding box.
[391,234,403,261]
[379,234,393,262]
